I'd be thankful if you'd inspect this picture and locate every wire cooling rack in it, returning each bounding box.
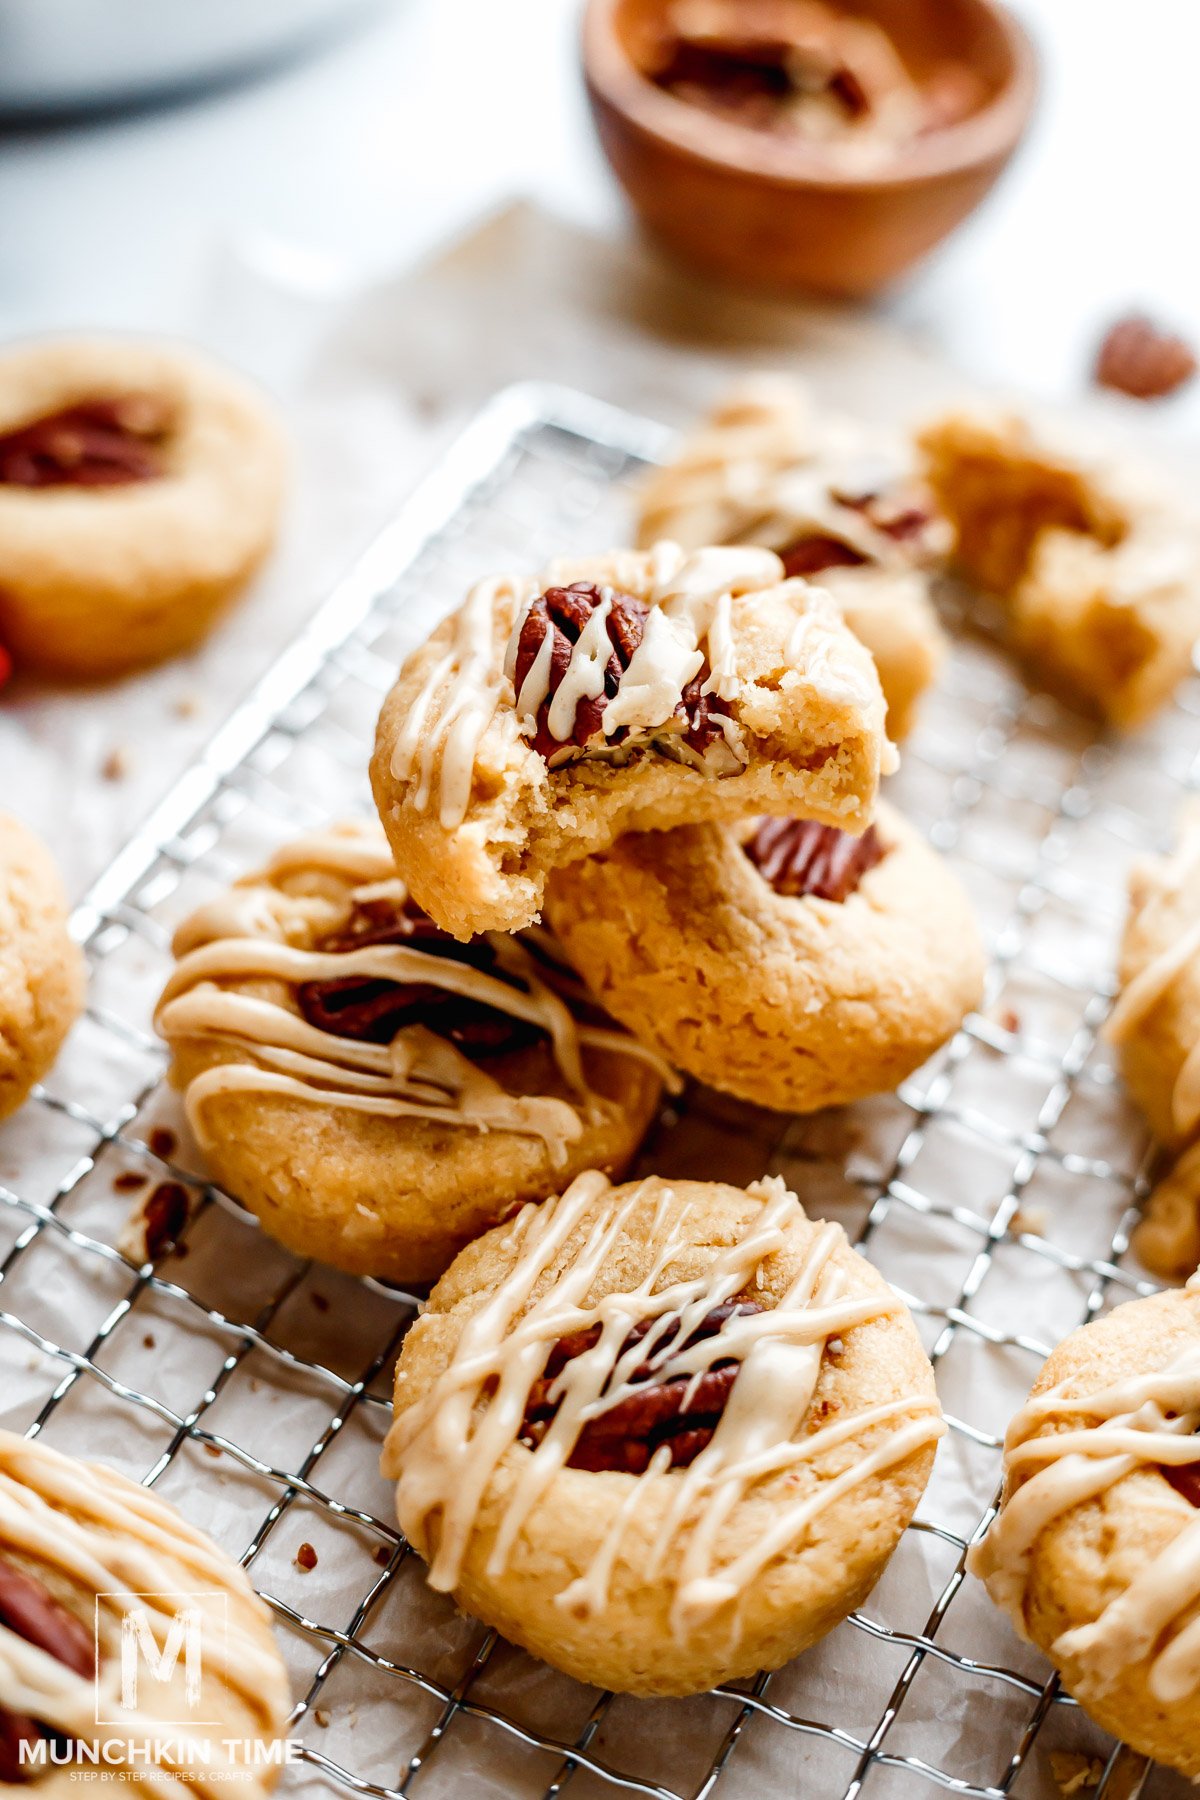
[1,381,1197,1800]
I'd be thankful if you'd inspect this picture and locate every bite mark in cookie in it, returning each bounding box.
[745,816,886,901]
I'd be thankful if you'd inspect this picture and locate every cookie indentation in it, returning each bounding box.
[0,393,172,488]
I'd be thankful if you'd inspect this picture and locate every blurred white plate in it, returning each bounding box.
[0,0,380,113]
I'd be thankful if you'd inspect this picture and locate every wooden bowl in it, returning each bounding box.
[582,0,1037,298]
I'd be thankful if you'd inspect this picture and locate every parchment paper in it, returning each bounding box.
[0,201,1195,1800]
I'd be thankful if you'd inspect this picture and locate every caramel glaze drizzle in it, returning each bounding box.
[383,1172,944,1639]
[969,1278,1200,1706]
[155,823,675,1161]
[0,1431,282,1791]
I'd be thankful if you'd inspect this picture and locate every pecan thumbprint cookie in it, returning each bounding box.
[971,1280,1200,1777]
[369,541,891,939]
[637,376,950,739]
[383,1171,943,1695]
[0,1430,289,1789]
[0,814,84,1122]
[0,336,285,679]
[154,820,668,1283]
[544,799,984,1113]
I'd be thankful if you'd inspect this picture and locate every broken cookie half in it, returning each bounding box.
[370,541,891,938]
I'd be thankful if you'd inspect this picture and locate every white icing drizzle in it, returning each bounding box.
[390,541,875,827]
[1106,815,1200,1145]
[390,574,534,829]
[0,1430,285,1792]
[969,1283,1200,1705]
[639,379,951,573]
[156,822,674,1160]
[382,1172,943,1640]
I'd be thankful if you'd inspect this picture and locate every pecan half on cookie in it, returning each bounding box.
[518,1299,763,1473]
[296,896,539,1056]
[745,816,886,901]
[0,393,171,488]
[512,581,734,770]
[0,1554,92,1780]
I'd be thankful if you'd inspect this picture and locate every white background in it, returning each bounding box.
[0,0,1195,413]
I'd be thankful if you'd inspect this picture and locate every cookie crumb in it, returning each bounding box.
[295,1542,319,1572]
[100,745,132,782]
[998,1007,1020,1034]
[1011,1204,1048,1238]
[203,1442,223,1459]
[142,1333,156,1350]
[1049,1751,1105,1795]
[1095,313,1196,401]
[312,1709,330,1729]
[172,693,201,719]
[148,1126,177,1160]
[114,1171,148,1193]
[310,1293,330,1313]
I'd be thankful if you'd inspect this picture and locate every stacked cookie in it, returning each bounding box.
[152,535,970,1693]
[15,359,1200,1747]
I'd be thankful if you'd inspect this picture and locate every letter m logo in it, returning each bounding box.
[97,1593,227,1726]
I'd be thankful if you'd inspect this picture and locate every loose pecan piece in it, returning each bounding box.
[0,1554,92,1782]
[1095,314,1197,402]
[518,1299,764,1474]
[512,582,650,764]
[296,896,540,1056]
[0,393,172,488]
[745,816,885,901]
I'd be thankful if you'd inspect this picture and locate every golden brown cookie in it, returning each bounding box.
[155,821,667,1284]
[370,542,891,940]
[0,1429,289,1791]
[544,800,985,1113]
[919,407,1200,729]
[0,337,286,680]
[637,376,950,738]
[0,814,85,1121]
[382,1170,943,1696]
[1105,806,1200,1278]
[969,1283,1200,1777]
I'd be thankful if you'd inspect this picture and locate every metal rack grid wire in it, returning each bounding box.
[1,380,1196,1800]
